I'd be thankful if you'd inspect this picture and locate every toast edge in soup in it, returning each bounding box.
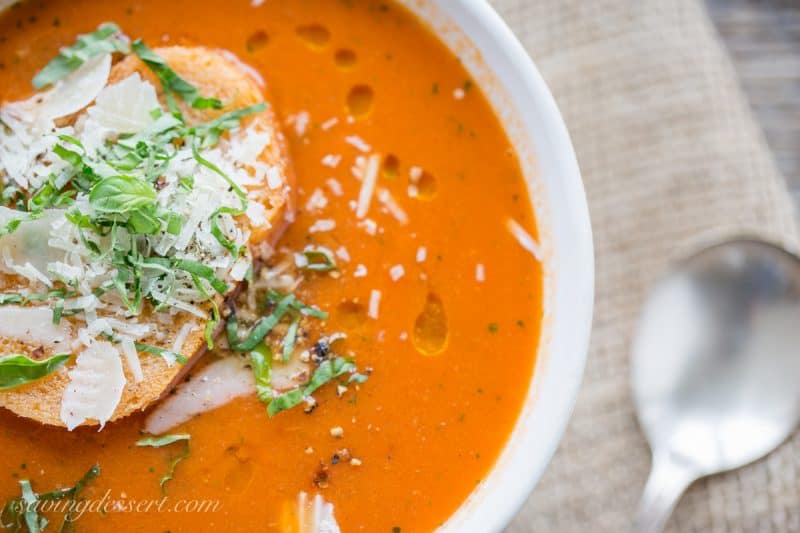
[0,1,544,531]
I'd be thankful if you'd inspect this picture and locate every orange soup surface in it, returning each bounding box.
[0,1,542,531]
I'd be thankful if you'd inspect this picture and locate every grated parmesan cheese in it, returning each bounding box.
[321,154,341,168]
[326,178,344,197]
[368,290,381,319]
[355,154,380,219]
[376,188,408,224]
[335,246,350,262]
[507,219,543,261]
[416,246,427,263]
[345,135,371,153]
[353,264,367,278]
[305,188,329,212]
[320,117,339,131]
[389,264,405,281]
[476,263,486,282]
[309,219,336,233]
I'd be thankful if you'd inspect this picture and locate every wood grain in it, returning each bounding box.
[707,0,800,204]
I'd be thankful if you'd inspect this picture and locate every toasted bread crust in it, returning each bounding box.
[0,47,293,427]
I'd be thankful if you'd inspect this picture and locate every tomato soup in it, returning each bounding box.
[0,0,543,531]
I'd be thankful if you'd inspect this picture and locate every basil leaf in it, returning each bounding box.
[0,354,70,390]
[136,434,191,492]
[267,389,304,417]
[132,40,222,111]
[250,345,272,403]
[89,175,157,214]
[32,23,129,89]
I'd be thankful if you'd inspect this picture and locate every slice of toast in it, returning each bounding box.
[0,46,294,427]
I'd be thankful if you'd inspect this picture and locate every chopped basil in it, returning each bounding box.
[226,293,295,351]
[250,344,272,403]
[267,356,365,417]
[0,354,70,390]
[300,246,337,272]
[136,434,190,492]
[32,23,129,89]
[282,318,300,362]
[133,342,187,365]
[132,40,222,112]
[0,464,99,533]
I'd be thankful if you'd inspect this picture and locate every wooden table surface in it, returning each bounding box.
[707,0,800,205]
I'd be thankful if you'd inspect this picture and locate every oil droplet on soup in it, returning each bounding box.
[413,292,448,356]
[382,153,399,178]
[334,48,357,70]
[346,84,374,118]
[336,299,367,330]
[296,24,331,49]
[410,168,437,200]
[246,30,269,53]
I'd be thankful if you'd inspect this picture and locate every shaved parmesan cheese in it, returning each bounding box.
[507,219,543,261]
[143,356,255,435]
[60,341,126,430]
[297,492,341,533]
[0,208,67,275]
[0,306,72,347]
[87,73,160,133]
[355,154,380,219]
[120,336,144,383]
[368,290,381,319]
[18,54,112,123]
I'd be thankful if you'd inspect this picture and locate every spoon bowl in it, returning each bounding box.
[632,239,800,532]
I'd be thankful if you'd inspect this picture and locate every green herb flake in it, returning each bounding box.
[136,434,191,492]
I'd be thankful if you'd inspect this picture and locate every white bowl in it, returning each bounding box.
[396,1,594,531]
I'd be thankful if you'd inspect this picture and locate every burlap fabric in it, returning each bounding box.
[490,1,800,531]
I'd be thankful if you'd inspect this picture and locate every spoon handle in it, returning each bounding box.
[633,451,698,533]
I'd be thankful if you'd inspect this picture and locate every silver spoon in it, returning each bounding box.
[631,239,800,533]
